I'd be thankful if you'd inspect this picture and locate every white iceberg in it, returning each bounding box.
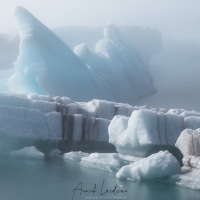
[116,151,181,180]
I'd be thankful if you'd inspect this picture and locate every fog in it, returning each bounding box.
[0,1,200,111]
[0,0,200,40]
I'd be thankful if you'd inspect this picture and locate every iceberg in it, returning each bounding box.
[0,93,149,153]
[2,92,200,156]
[6,6,156,103]
[108,110,183,160]
[116,151,181,180]
[10,6,104,101]
[108,109,200,161]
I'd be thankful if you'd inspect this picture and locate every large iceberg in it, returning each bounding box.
[6,6,156,103]
[0,92,142,153]
[2,92,200,156]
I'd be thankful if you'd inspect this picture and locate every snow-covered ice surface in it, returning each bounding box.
[5,6,156,103]
[116,151,181,180]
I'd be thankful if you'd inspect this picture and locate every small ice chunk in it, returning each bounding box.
[9,146,44,159]
[116,151,181,180]
[64,151,89,162]
[80,153,125,172]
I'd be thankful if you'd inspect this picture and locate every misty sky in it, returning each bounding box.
[0,0,199,40]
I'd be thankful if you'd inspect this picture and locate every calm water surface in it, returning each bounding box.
[0,157,199,200]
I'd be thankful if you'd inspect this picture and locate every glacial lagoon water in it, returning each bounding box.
[0,157,199,200]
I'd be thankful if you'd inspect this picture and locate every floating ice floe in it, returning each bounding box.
[64,151,125,172]
[80,153,125,172]
[116,151,181,180]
